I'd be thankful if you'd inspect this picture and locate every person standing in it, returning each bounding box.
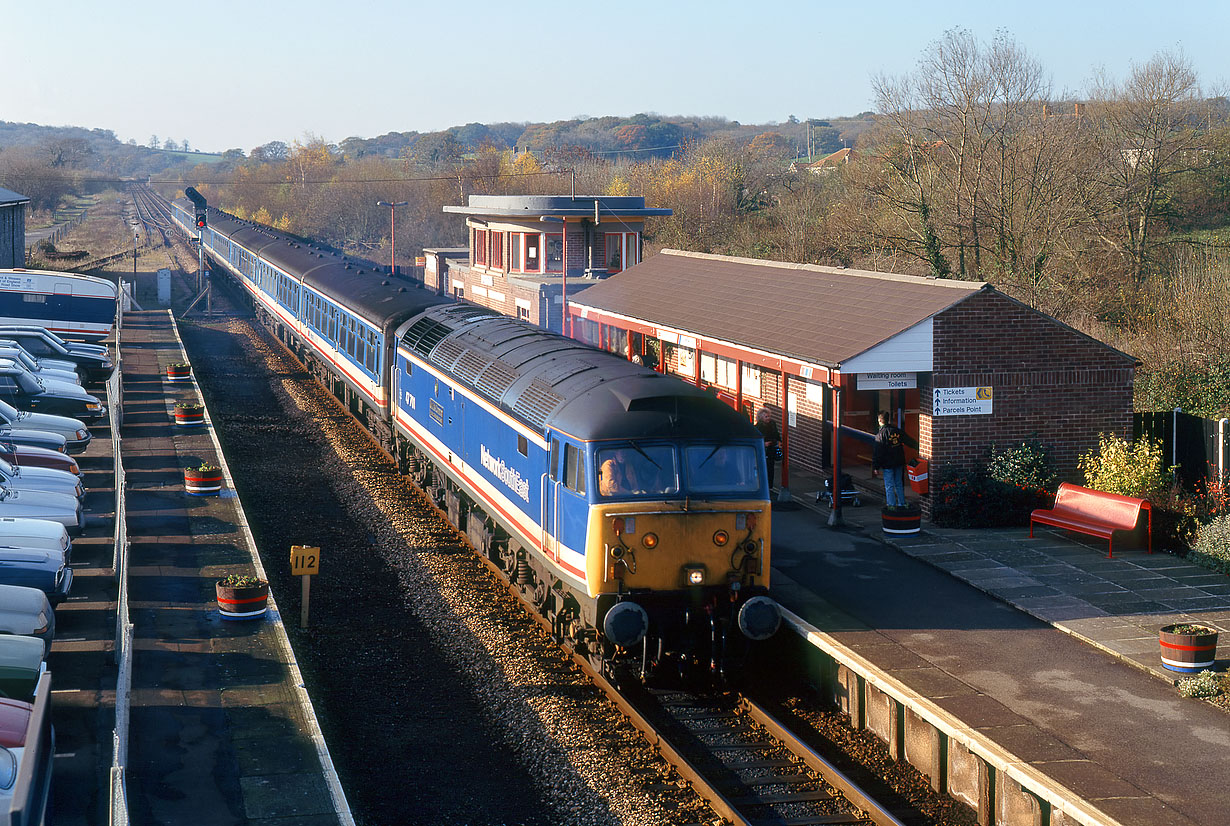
[872,410,907,508]
[755,409,781,489]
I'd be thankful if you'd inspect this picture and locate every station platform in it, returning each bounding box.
[769,468,1229,826]
[105,310,349,824]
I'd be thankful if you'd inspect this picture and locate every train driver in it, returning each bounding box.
[598,454,639,497]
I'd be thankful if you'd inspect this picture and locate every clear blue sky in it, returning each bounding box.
[4,0,1227,153]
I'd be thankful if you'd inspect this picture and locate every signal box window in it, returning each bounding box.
[524,233,541,272]
[474,229,488,266]
[545,234,563,273]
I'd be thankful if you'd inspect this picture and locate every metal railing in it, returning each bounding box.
[106,336,132,826]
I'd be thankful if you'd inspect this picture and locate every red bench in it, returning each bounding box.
[1030,483,1151,558]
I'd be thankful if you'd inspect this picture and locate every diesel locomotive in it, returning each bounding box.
[170,197,781,681]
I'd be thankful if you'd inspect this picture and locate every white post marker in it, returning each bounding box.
[290,545,321,628]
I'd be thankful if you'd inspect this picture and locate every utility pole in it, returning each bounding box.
[376,201,408,276]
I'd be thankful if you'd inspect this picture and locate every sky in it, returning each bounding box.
[4,0,1228,153]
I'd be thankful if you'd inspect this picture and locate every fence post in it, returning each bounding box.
[1220,418,1228,483]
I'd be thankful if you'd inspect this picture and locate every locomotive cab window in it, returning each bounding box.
[597,444,678,499]
[564,444,586,494]
[549,438,560,482]
[684,444,762,496]
[517,434,528,457]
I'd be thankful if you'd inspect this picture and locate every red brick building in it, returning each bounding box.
[567,250,1136,506]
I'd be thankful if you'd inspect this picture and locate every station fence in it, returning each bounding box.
[1134,410,1230,489]
[107,331,132,826]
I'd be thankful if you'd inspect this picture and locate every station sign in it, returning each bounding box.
[858,372,917,390]
[933,386,993,416]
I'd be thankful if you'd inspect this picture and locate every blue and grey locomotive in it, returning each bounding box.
[170,198,781,680]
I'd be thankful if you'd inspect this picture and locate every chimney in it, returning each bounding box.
[1042,103,1051,120]
[1074,102,1084,118]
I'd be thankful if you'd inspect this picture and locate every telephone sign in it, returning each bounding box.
[290,545,320,576]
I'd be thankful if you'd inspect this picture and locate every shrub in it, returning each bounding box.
[1078,434,1171,498]
[1188,514,1230,574]
[218,574,266,588]
[988,439,1057,491]
[931,467,1051,529]
[1177,670,1226,700]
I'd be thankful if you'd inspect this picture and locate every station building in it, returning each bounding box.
[566,249,1137,504]
[0,187,29,268]
[430,195,671,332]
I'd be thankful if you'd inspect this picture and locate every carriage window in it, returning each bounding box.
[564,444,586,494]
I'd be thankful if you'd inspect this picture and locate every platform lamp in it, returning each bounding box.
[377,201,408,276]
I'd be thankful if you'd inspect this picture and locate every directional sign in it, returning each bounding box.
[290,545,320,576]
[933,386,993,416]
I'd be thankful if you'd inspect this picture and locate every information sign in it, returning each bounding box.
[290,545,320,576]
[858,372,917,390]
[933,386,993,416]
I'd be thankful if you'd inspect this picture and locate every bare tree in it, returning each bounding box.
[1077,50,1206,288]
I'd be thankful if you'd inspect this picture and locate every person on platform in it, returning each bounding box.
[755,409,781,489]
[872,410,908,509]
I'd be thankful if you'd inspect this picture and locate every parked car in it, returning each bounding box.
[0,400,91,454]
[0,636,44,702]
[0,443,79,477]
[0,550,71,606]
[0,458,82,502]
[0,344,80,386]
[0,487,83,535]
[0,519,71,564]
[0,361,104,421]
[0,429,67,456]
[0,340,78,376]
[0,327,113,384]
[0,585,54,655]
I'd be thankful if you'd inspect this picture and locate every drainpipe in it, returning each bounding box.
[1173,407,1181,484]
[828,383,842,527]
[1220,418,1228,482]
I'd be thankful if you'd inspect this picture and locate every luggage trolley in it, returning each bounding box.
[818,473,862,507]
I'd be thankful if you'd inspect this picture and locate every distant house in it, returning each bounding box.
[0,187,29,269]
[789,148,852,175]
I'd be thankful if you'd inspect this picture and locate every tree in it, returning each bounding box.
[1076,50,1208,289]
[149,135,159,149]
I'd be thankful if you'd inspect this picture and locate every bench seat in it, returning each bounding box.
[1030,483,1151,558]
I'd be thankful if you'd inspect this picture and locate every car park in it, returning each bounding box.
[0,585,53,655]
[0,401,91,454]
[0,362,104,422]
[0,444,78,477]
[0,430,67,456]
[0,519,71,564]
[0,550,71,606]
[0,487,83,535]
[0,327,113,384]
[0,345,80,386]
[0,636,44,702]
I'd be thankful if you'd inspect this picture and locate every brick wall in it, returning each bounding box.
[927,288,1135,479]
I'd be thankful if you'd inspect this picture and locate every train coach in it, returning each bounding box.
[170,197,781,682]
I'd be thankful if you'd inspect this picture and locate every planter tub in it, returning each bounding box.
[166,364,192,382]
[174,406,205,426]
[184,468,223,496]
[1159,625,1219,673]
[216,581,268,621]
[882,506,922,535]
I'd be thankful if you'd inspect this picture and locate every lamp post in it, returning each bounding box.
[376,200,408,276]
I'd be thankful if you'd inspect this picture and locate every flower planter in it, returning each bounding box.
[184,466,223,496]
[173,404,205,426]
[216,579,269,621]
[1159,624,1219,673]
[881,505,922,535]
[166,363,192,382]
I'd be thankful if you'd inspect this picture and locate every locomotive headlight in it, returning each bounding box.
[684,565,705,586]
[641,532,658,549]
[712,529,729,546]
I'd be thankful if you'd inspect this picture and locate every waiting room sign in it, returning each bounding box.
[934,386,993,416]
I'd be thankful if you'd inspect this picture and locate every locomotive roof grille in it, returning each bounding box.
[402,318,452,357]
[513,379,565,429]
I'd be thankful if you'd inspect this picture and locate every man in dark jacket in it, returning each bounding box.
[872,411,907,508]
[755,409,781,489]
